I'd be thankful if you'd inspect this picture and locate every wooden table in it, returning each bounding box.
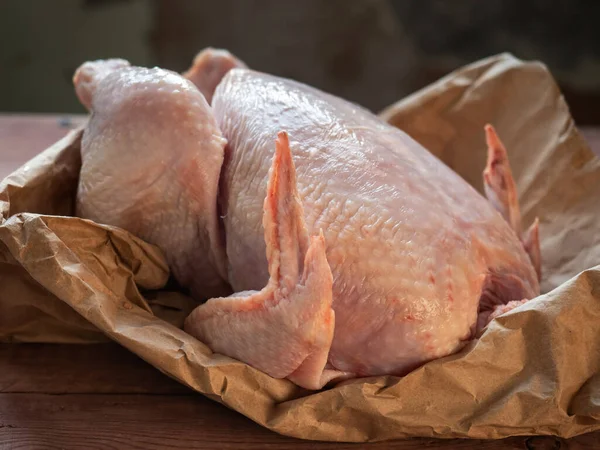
[1,114,598,449]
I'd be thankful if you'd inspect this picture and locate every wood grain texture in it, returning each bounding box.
[1,393,597,450]
[1,115,600,448]
[0,343,598,449]
[0,113,86,179]
[0,344,189,395]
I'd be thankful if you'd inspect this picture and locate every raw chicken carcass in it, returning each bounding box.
[74,50,541,390]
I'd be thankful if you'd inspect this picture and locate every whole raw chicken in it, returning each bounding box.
[73,48,541,390]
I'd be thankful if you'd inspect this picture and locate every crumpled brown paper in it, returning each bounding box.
[1,53,600,442]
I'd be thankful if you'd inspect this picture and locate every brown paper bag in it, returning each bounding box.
[1,53,599,442]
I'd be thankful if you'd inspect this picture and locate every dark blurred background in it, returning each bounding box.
[1,0,600,123]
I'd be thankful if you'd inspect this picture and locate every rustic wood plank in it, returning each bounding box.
[0,343,598,449]
[0,343,189,395]
[1,392,594,449]
[0,113,86,179]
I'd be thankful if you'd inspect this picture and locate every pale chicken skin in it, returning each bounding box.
[74,59,231,300]
[74,50,540,390]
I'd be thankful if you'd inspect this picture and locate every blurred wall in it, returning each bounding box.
[0,0,154,113]
[1,0,599,124]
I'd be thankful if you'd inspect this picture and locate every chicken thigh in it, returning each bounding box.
[74,52,540,390]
